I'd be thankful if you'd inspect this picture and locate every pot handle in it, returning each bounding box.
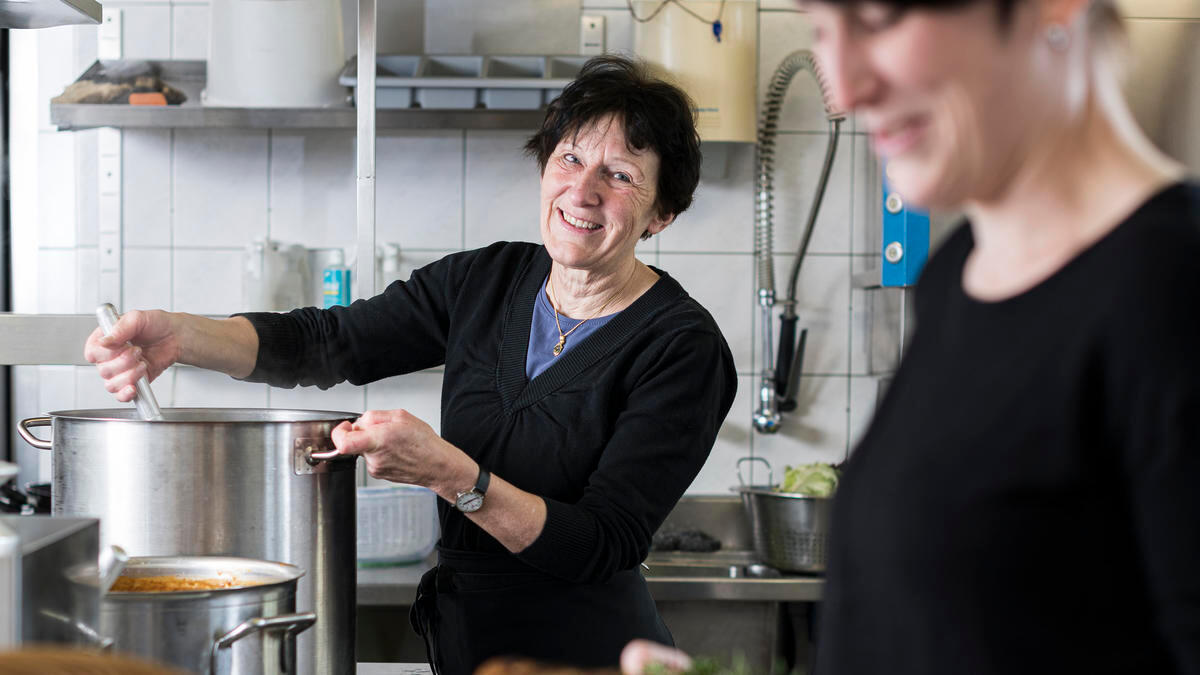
[17,417,52,450]
[736,456,773,488]
[209,612,316,675]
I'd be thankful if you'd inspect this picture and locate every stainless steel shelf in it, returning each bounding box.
[0,314,97,366]
[0,0,100,29]
[50,60,548,131]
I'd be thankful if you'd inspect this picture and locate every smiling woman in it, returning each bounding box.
[791,0,1200,671]
[84,54,737,674]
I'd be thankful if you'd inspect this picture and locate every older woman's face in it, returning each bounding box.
[805,0,1062,208]
[539,115,673,275]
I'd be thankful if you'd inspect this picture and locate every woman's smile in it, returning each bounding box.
[557,207,604,233]
[868,113,931,159]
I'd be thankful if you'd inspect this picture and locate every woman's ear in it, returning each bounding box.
[645,212,676,238]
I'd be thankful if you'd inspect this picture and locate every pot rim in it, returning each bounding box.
[43,408,359,424]
[85,555,306,598]
[732,485,833,501]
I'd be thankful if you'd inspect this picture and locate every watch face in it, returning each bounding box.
[456,491,483,513]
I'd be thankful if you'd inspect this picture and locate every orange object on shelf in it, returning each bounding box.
[129,92,167,106]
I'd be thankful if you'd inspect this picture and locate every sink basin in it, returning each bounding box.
[642,562,783,579]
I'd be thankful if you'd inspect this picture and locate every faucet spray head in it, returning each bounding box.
[752,379,782,434]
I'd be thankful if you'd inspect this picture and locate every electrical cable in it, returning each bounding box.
[626,0,728,40]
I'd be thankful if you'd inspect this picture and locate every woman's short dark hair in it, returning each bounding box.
[525,54,702,228]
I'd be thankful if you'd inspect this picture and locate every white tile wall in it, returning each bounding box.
[463,131,541,247]
[173,129,269,247]
[118,4,172,59]
[123,248,173,310]
[423,0,580,55]
[76,247,100,312]
[754,374,850,466]
[174,368,269,408]
[269,130,357,248]
[657,142,756,253]
[848,375,881,450]
[37,26,78,132]
[75,131,100,247]
[376,131,466,250]
[171,4,209,59]
[761,253,851,375]
[687,374,754,494]
[38,366,76,414]
[769,132,854,255]
[37,133,78,248]
[851,133,882,256]
[659,253,755,374]
[757,10,832,134]
[123,129,173,248]
[37,249,78,313]
[270,381,367,414]
[172,248,243,314]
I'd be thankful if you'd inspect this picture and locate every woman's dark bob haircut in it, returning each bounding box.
[525,54,702,226]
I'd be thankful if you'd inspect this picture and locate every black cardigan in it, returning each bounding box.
[240,242,737,582]
[816,182,1200,674]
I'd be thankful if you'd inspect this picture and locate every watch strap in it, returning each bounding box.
[474,467,490,496]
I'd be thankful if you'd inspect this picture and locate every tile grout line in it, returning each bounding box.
[460,130,467,250]
[169,129,175,313]
[845,133,857,459]
[265,127,273,409]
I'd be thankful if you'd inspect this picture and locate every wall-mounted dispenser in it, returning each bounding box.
[631,0,757,143]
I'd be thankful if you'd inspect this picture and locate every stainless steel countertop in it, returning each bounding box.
[358,664,431,674]
[356,550,823,605]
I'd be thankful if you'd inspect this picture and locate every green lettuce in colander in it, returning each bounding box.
[776,462,840,497]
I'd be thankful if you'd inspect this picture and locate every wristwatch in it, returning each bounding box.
[454,466,490,513]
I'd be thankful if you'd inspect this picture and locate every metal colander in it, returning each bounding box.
[735,457,832,573]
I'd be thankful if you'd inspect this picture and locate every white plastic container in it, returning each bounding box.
[205,0,346,107]
[356,485,438,566]
[633,0,758,142]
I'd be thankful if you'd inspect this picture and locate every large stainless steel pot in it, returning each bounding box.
[95,555,315,674]
[18,408,358,675]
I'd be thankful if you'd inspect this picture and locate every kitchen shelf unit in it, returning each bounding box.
[49,60,548,131]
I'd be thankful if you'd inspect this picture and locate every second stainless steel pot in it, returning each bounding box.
[97,555,314,674]
[18,408,358,675]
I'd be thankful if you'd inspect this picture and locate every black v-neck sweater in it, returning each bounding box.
[817,182,1200,674]
[240,242,737,583]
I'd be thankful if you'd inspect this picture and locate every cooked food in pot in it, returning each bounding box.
[109,574,259,592]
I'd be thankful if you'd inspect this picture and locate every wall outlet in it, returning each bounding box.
[580,15,605,55]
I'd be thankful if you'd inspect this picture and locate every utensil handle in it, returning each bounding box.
[98,545,129,594]
[210,612,317,675]
[736,456,773,487]
[17,417,52,450]
[96,303,164,421]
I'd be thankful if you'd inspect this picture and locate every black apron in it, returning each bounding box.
[410,546,672,674]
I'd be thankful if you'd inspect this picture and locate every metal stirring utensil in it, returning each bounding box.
[96,303,164,421]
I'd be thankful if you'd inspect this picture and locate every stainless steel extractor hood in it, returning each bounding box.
[0,0,101,29]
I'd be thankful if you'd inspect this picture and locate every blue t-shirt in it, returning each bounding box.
[526,277,618,381]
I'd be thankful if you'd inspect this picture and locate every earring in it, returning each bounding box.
[1046,23,1070,52]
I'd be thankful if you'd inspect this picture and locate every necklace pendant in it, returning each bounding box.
[552,338,564,357]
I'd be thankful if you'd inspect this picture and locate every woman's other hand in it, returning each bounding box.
[331,409,475,491]
[620,640,692,675]
[84,309,181,403]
